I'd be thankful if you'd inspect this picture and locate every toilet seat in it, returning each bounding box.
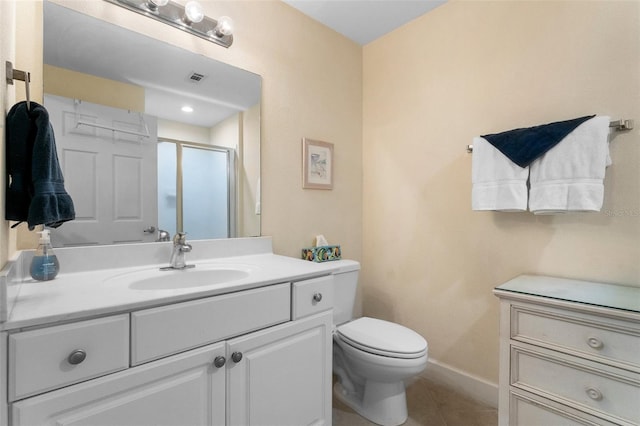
[336,317,427,359]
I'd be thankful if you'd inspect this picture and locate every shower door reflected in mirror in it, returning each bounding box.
[158,142,235,240]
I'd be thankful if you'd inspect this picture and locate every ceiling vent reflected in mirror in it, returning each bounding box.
[187,72,206,83]
[104,0,234,48]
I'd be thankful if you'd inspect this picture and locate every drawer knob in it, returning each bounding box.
[67,349,87,365]
[213,356,226,368]
[587,337,604,350]
[231,351,243,363]
[312,293,323,303]
[585,387,603,401]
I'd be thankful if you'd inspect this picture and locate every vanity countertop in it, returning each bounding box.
[1,237,358,331]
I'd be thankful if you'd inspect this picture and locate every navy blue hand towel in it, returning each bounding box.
[482,115,596,168]
[5,101,75,230]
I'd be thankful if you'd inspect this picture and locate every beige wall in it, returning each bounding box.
[209,112,240,149]
[0,0,16,267]
[241,104,261,238]
[158,119,211,144]
[44,64,145,111]
[362,0,640,384]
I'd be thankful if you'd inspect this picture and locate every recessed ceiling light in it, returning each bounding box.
[181,106,194,113]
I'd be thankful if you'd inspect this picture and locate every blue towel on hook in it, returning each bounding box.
[5,101,75,230]
[482,115,596,168]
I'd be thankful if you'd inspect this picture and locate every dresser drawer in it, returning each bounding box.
[292,276,333,320]
[511,304,640,371]
[131,283,290,365]
[8,314,129,401]
[511,344,640,425]
[509,390,620,426]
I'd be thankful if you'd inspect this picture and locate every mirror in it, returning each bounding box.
[43,1,261,247]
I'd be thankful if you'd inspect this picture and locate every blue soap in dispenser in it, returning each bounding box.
[30,229,59,281]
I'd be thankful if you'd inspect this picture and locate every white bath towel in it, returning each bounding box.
[471,136,529,211]
[529,115,611,214]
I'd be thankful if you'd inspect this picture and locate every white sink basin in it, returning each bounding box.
[105,264,253,290]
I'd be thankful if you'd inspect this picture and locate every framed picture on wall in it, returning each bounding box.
[302,138,334,190]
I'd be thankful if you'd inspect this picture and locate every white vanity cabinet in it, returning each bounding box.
[227,311,332,426]
[494,275,640,426]
[5,277,334,426]
[12,342,227,425]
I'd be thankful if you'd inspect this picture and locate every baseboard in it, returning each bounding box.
[421,358,499,408]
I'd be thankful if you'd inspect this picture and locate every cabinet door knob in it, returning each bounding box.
[585,387,603,401]
[213,356,226,368]
[231,351,243,363]
[67,349,87,365]
[587,337,604,350]
[312,293,323,303]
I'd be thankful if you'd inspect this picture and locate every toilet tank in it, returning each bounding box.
[333,269,359,326]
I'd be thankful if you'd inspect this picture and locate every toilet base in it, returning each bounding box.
[334,380,408,426]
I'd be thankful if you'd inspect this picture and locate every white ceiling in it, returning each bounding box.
[281,0,446,45]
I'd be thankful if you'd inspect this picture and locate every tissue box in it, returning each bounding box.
[302,245,341,262]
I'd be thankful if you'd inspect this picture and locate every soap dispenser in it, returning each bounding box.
[30,229,59,281]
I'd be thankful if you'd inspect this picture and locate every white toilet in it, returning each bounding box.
[331,264,428,426]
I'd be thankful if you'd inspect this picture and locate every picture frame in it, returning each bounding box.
[302,138,334,190]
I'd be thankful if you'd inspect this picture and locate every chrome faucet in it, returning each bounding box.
[164,232,194,270]
[156,229,170,242]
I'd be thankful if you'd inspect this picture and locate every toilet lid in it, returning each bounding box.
[337,317,428,359]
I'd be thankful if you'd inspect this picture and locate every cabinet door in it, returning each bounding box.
[12,343,226,426]
[227,311,332,426]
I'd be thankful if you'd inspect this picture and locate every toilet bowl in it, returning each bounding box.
[327,262,429,426]
[333,316,428,426]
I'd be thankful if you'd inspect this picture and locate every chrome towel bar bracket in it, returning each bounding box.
[5,61,31,111]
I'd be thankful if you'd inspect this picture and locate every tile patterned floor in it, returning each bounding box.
[332,377,498,426]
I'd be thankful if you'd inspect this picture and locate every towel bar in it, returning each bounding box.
[72,99,151,139]
[75,120,151,139]
[466,118,634,153]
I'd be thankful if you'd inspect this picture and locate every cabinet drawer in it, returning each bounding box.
[132,283,290,365]
[292,276,333,319]
[8,314,129,401]
[510,390,620,426]
[511,344,640,425]
[511,304,640,371]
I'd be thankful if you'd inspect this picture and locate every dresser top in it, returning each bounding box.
[494,275,640,313]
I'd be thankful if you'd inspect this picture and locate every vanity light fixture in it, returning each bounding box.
[104,0,234,48]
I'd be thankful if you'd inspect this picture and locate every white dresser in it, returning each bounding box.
[493,275,640,426]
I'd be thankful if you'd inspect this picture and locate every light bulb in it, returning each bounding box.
[181,106,194,113]
[213,16,233,37]
[183,1,204,25]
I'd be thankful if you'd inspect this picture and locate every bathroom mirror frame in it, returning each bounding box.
[42,1,261,246]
